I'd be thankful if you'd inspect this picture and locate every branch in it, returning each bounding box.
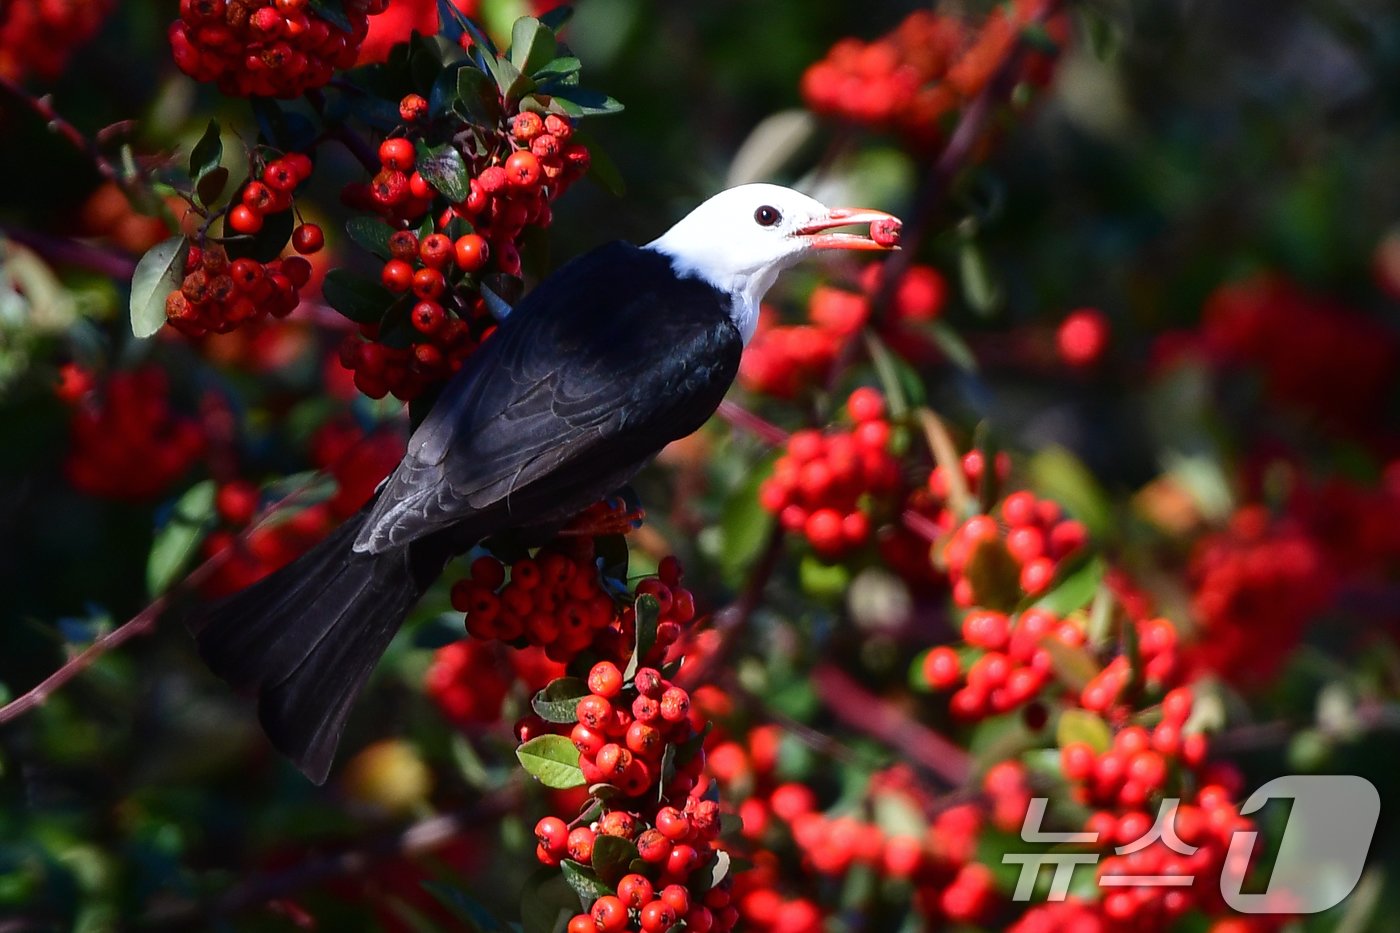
[678,525,785,690]
[0,461,362,726]
[868,0,1065,325]
[0,73,121,183]
[716,399,790,447]
[0,225,137,280]
[811,661,971,787]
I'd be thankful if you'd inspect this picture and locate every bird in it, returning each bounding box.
[190,183,900,783]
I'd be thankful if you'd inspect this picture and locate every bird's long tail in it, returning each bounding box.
[189,508,438,784]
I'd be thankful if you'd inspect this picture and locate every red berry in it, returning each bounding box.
[617,874,654,910]
[590,895,628,933]
[587,661,623,699]
[228,204,263,234]
[504,150,542,189]
[418,233,453,269]
[411,267,445,300]
[379,137,415,171]
[381,259,414,292]
[453,234,490,273]
[1057,307,1110,367]
[922,646,961,690]
[566,826,596,863]
[846,387,885,423]
[291,222,324,254]
[399,94,428,122]
[639,901,678,933]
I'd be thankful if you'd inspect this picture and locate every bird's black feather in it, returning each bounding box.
[356,243,742,553]
[190,241,743,782]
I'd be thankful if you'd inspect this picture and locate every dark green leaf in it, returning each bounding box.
[717,454,775,587]
[430,62,464,115]
[321,269,394,325]
[690,850,731,893]
[189,119,222,182]
[195,166,229,207]
[509,17,557,76]
[1041,637,1100,693]
[533,56,581,83]
[459,15,499,59]
[146,480,217,595]
[582,136,625,197]
[552,88,624,117]
[415,142,472,203]
[595,532,629,585]
[412,617,466,649]
[958,239,1002,316]
[307,0,352,32]
[520,869,577,933]
[921,320,980,373]
[1027,446,1114,541]
[346,216,394,260]
[456,65,506,127]
[558,860,610,908]
[129,236,189,338]
[657,742,677,803]
[590,836,637,887]
[1031,556,1105,616]
[516,735,585,789]
[494,57,536,104]
[531,677,590,724]
[622,594,660,681]
[225,207,293,264]
[435,0,467,43]
[538,5,573,30]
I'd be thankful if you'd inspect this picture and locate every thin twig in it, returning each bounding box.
[717,399,790,447]
[678,525,785,690]
[811,661,971,787]
[0,73,121,183]
[868,0,1064,325]
[0,225,137,280]
[0,466,351,726]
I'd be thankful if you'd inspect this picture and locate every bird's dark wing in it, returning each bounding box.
[355,242,741,553]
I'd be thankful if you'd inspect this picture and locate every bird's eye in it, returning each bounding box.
[754,205,781,227]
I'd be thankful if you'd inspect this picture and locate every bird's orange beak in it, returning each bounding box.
[798,208,902,250]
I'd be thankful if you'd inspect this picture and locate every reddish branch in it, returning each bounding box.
[0,73,121,183]
[812,662,971,787]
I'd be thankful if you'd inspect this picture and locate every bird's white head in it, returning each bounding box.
[647,183,900,343]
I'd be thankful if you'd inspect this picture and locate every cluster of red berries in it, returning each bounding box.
[453,546,696,666]
[423,639,513,725]
[757,388,901,559]
[1061,690,1204,811]
[169,0,386,99]
[165,242,308,337]
[0,0,112,81]
[338,113,591,400]
[740,264,945,398]
[1187,505,1333,686]
[921,607,1081,720]
[64,368,205,501]
[225,152,317,238]
[528,665,736,933]
[201,420,403,596]
[800,1,1066,148]
[942,489,1089,607]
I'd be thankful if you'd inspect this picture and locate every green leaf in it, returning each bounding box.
[189,119,223,182]
[1040,637,1100,693]
[516,735,585,789]
[415,142,472,203]
[456,64,504,125]
[321,269,395,325]
[1027,446,1114,541]
[520,869,577,933]
[622,594,660,680]
[558,860,611,908]
[225,207,293,264]
[129,236,189,338]
[195,166,229,207]
[531,677,590,724]
[509,16,557,76]
[553,89,624,117]
[921,320,979,373]
[307,0,352,32]
[580,133,625,197]
[590,836,637,887]
[345,216,394,260]
[716,453,775,587]
[1031,556,1105,616]
[872,790,926,839]
[657,742,677,803]
[958,239,1002,317]
[533,56,581,83]
[146,480,217,595]
[1056,709,1113,754]
[863,330,926,417]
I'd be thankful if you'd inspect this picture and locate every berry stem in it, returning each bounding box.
[0,73,122,183]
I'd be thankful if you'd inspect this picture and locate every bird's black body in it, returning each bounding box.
[192,242,742,783]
